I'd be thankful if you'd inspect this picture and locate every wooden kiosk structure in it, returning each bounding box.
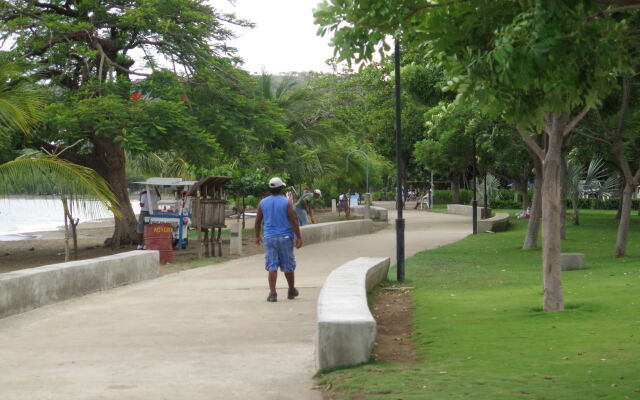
[187,176,232,257]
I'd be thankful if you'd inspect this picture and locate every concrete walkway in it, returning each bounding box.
[0,208,470,400]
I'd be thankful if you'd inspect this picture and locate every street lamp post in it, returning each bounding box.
[472,131,478,234]
[484,170,489,219]
[394,38,405,282]
[345,150,369,194]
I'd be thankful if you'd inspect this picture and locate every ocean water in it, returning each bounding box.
[0,197,139,240]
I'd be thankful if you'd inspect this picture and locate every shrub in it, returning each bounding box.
[566,198,640,210]
[433,189,473,205]
[491,199,523,209]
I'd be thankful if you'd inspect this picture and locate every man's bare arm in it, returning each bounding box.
[255,202,263,245]
[287,200,303,248]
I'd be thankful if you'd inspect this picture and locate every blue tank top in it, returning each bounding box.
[260,195,293,238]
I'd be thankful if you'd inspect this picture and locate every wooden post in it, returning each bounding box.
[230,222,242,255]
[196,193,203,258]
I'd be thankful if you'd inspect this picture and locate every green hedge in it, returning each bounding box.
[433,189,473,205]
[491,199,524,209]
[567,197,640,210]
[489,197,640,210]
[372,191,396,201]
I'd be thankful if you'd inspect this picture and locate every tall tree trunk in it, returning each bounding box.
[450,172,461,204]
[93,137,137,246]
[572,193,580,225]
[523,156,543,249]
[614,182,635,258]
[560,151,567,240]
[62,196,71,262]
[616,180,624,220]
[541,113,565,312]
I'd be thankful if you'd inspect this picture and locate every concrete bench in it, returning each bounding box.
[478,212,510,233]
[349,205,388,221]
[301,219,374,245]
[561,253,585,271]
[0,251,159,319]
[447,204,491,219]
[316,257,390,371]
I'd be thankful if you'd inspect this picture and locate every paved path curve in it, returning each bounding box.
[0,207,470,400]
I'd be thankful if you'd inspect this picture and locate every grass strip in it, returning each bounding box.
[318,210,640,399]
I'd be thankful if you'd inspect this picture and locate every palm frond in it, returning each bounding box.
[565,157,585,198]
[585,157,607,184]
[598,173,621,200]
[0,156,120,218]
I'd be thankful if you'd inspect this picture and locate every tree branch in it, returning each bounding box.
[562,106,590,137]
[595,109,613,139]
[575,129,612,146]
[94,41,151,77]
[616,74,632,136]
[518,130,545,161]
[598,4,640,13]
[36,141,96,169]
[34,2,78,17]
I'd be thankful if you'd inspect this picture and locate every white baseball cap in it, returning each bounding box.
[313,189,322,196]
[268,177,286,188]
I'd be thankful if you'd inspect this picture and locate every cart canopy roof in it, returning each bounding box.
[186,176,233,196]
[134,177,198,187]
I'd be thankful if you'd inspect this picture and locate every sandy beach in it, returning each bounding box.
[0,210,351,275]
[0,218,265,275]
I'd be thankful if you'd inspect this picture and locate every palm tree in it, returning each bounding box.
[565,157,617,225]
[257,71,335,186]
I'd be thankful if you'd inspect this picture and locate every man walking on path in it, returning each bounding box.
[295,188,321,225]
[255,177,303,302]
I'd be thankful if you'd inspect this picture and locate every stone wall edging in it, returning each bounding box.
[0,251,159,319]
[316,257,390,371]
[300,219,374,245]
[478,212,510,233]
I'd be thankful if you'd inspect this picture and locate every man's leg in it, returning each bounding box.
[295,207,308,226]
[264,237,279,302]
[268,271,278,293]
[284,272,294,290]
[280,237,298,300]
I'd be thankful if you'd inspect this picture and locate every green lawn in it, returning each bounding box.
[318,210,640,400]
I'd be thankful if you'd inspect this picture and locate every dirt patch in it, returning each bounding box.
[0,223,263,275]
[371,286,418,365]
[318,286,418,400]
[0,211,387,275]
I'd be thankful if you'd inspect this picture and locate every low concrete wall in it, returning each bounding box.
[301,219,374,246]
[561,253,585,271]
[350,205,388,221]
[447,204,491,219]
[316,257,390,371]
[0,251,159,319]
[478,212,510,233]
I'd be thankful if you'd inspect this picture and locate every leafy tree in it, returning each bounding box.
[314,0,636,311]
[0,59,118,254]
[414,101,473,203]
[578,73,640,257]
[0,0,262,244]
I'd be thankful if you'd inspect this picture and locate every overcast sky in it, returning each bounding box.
[216,0,336,74]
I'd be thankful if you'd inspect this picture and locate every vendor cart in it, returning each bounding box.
[135,177,197,249]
